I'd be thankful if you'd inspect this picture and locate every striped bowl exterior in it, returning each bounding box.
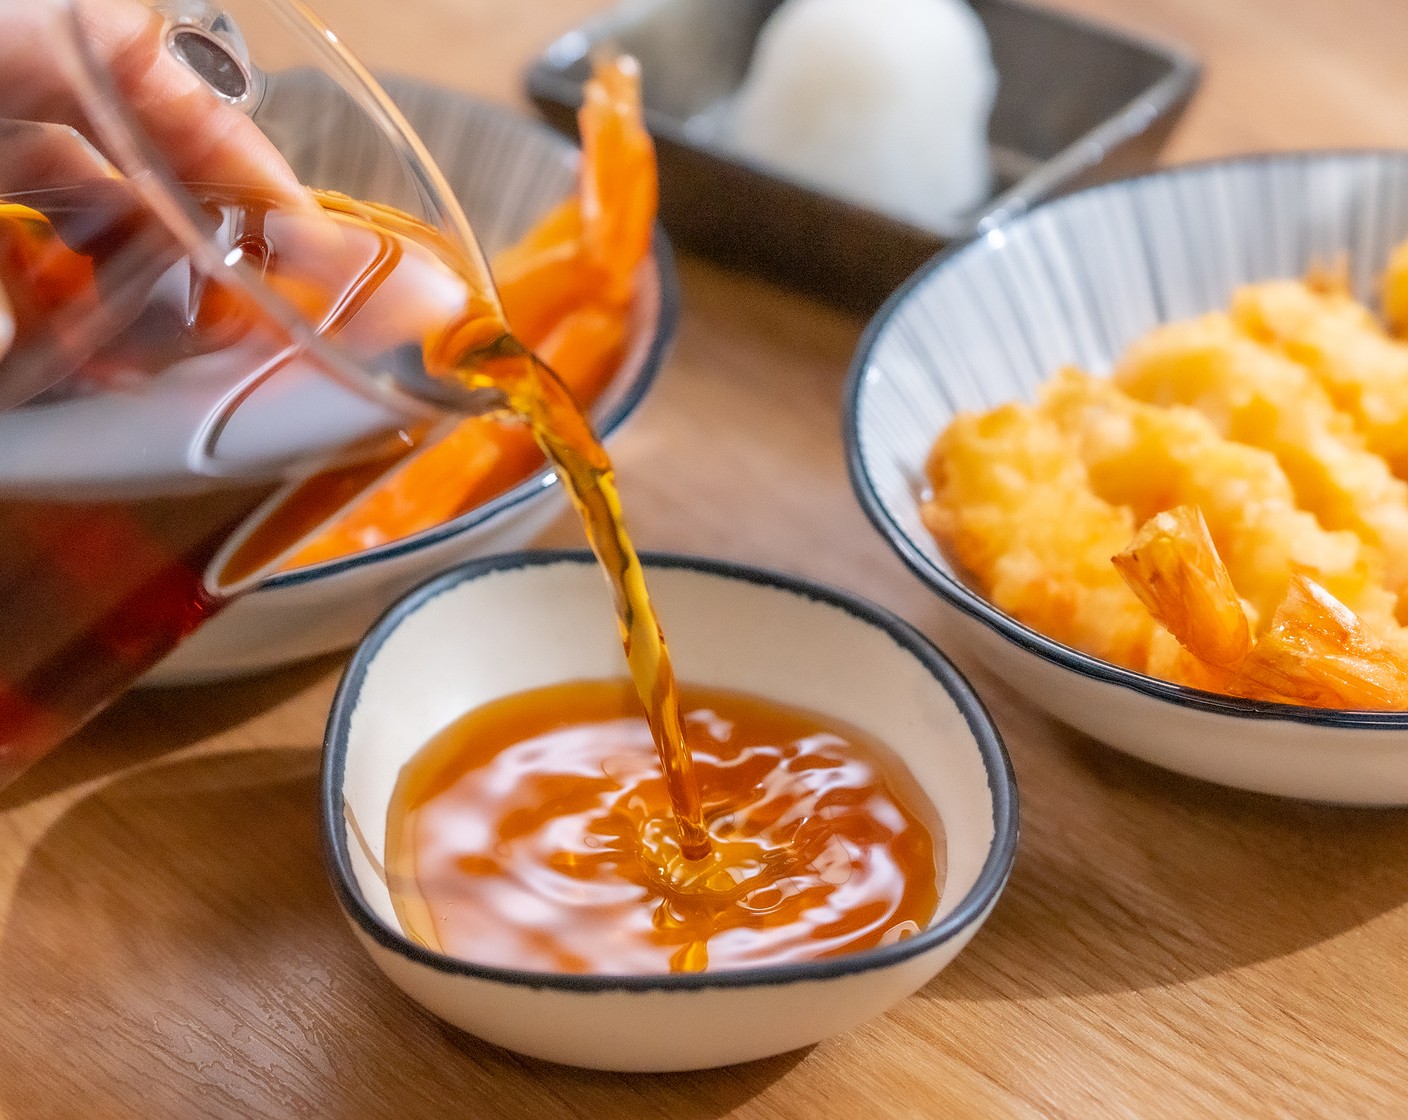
[846,152,1408,799]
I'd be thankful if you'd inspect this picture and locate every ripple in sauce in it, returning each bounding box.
[385,680,944,974]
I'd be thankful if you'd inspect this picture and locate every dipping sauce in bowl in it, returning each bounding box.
[324,551,1017,1070]
[386,679,942,975]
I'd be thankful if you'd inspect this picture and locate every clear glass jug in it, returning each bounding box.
[0,0,510,784]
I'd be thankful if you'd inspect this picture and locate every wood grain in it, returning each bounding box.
[4,1,1408,1117]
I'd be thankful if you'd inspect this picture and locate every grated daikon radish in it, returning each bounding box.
[727,0,998,231]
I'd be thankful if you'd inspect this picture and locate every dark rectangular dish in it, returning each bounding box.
[526,0,1199,311]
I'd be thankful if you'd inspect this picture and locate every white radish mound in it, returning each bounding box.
[729,0,998,231]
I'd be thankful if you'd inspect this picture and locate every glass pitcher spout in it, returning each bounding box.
[375,342,512,417]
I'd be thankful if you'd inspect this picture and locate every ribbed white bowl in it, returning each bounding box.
[847,152,1408,804]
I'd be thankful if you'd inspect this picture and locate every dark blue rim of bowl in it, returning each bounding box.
[844,148,1408,731]
[322,548,1020,994]
[260,207,679,589]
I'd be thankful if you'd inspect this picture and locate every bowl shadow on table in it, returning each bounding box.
[0,654,344,812]
[0,748,799,1119]
[910,621,1408,1002]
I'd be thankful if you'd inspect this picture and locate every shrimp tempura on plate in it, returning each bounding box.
[924,404,1220,688]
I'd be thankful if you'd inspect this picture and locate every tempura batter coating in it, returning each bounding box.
[1381,238,1408,337]
[924,249,1408,707]
[1115,311,1408,616]
[1037,369,1398,633]
[924,403,1221,688]
[1233,280,1408,478]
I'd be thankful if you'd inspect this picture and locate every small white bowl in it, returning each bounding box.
[322,551,1017,1071]
[846,151,1408,805]
[145,78,676,685]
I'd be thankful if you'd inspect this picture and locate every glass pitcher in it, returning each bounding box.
[0,0,511,784]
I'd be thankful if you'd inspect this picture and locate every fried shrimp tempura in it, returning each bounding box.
[924,404,1225,689]
[1037,369,1399,634]
[1110,506,1251,671]
[1114,312,1408,616]
[924,246,1408,708]
[1114,506,1408,709]
[1382,239,1408,337]
[1233,279,1408,478]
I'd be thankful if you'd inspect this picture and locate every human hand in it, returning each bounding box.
[0,0,307,363]
[0,0,301,195]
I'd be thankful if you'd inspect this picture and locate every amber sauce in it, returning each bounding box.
[0,189,436,782]
[0,186,943,966]
[310,197,947,971]
[385,680,943,974]
[238,194,716,857]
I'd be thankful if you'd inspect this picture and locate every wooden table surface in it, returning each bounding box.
[5,0,1408,1116]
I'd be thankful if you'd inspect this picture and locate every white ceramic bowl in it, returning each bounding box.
[322,551,1018,1071]
[146,77,676,684]
[846,151,1408,806]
